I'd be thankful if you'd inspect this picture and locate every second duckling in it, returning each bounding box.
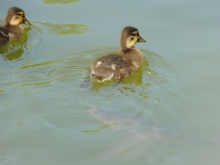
[0,7,31,47]
[90,26,146,84]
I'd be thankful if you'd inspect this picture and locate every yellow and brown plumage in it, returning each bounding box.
[0,7,31,46]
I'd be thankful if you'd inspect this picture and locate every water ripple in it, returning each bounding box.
[32,21,88,35]
[42,0,79,4]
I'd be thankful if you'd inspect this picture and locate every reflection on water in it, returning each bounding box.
[0,26,32,61]
[80,48,151,91]
[89,58,148,91]
[42,0,79,4]
[87,47,183,104]
[142,50,169,84]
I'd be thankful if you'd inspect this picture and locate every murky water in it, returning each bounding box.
[1,0,220,165]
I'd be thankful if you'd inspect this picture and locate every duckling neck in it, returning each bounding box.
[119,48,143,68]
[120,41,132,52]
[8,25,23,40]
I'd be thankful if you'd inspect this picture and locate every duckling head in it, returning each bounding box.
[5,7,31,26]
[120,26,146,51]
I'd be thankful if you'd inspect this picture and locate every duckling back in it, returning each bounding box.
[90,53,134,82]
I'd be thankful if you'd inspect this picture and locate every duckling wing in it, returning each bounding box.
[94,54,128,68]
[98,54,134,75]
[0,29,9,46]
[91,54,133,81]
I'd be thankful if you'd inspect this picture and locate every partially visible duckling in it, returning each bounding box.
[90,26,146,84]
[0,7,31,47]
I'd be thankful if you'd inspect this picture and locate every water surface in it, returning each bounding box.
[0,0,220,165]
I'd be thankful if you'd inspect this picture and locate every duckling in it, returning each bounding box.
[0,7,31,47]
[90,26,146,84]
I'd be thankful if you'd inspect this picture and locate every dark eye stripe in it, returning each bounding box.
[131,33,139,36]
[17,14,25,17]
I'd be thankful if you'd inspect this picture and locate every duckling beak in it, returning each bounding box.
[23,18,31,25]
[138,36,146,43]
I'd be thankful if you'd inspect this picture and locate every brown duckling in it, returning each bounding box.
[90,26,146,84]
[0,7,31,47]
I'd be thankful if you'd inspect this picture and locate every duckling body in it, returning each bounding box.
[0,7,31,47]
[90,26,146,83]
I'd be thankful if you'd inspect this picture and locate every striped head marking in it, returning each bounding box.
[9,8,31,25]
[126,30,146,48]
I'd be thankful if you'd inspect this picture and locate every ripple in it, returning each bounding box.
[42,0,79,4]
[0,46,191,101]
[0,47,101,93]
[0,20,88,72]
[0,46,193,131]
[32,21,88,35]
[82,47,190,93]
[0,46,197,164]
[72,47,194,131]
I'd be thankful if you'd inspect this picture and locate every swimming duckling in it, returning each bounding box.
[90,26,146,84]
[0,7,31,47]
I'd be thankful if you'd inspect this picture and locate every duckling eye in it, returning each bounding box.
[131,37,134,40]
[15,16,20,19]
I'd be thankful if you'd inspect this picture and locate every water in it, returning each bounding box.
[1,0,220,165]
[89,109,187,141]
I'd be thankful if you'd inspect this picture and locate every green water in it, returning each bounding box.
[1,0,220,165]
